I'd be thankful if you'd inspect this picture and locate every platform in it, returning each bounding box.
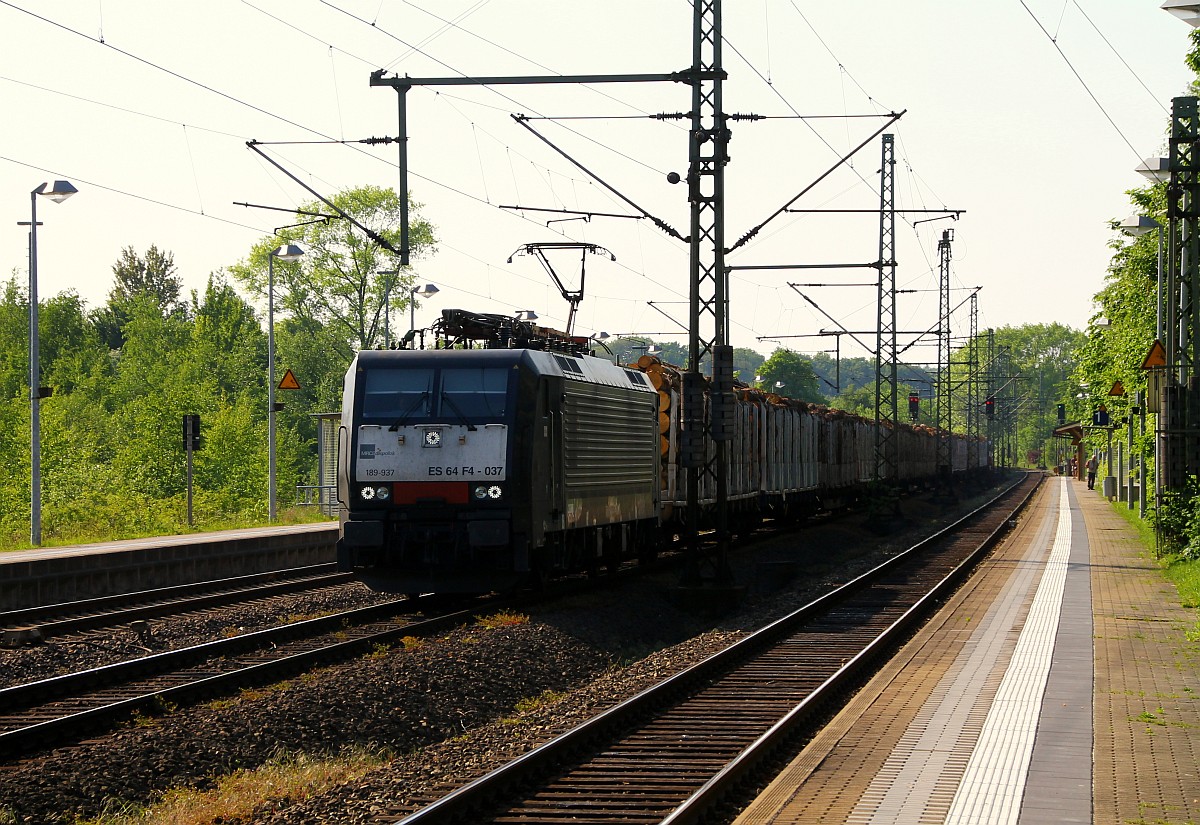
[734,475,1200,825]
[0,523,337,612]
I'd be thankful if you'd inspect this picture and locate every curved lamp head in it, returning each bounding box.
[1135,157,1170,183]
[413,283,439,298]
[36,180,78,204]
[271,243,305,262]
[1118,215,1161,237]
[515,310,538,321]
[1162,1,1200,25]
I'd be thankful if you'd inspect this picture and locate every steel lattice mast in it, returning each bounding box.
[368,6,736,585]
[681,0,735,585]
[968,291,980,469]
[935,229,954,478]
[874,134,899,482]
[1163,95,1200,491]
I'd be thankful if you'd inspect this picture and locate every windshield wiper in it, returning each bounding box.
[440,392,478,431]
[388,391,430,431]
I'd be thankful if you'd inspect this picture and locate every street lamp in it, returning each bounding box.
[268,242,305,522]
[407,283,439,347]
[515,310,538,322]
[1162,1,1200,25]
[1136,156,1170,184]
[19,180,77,546]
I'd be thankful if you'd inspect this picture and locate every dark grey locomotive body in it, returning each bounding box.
[337,347,660,592]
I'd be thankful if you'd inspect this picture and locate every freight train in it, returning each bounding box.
[335,309,987,592]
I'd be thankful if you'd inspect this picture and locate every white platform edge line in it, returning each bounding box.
[943,477,1072,825]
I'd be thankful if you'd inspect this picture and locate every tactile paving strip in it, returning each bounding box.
[733,481,1060,825]
[942,479,1075,825]
[735,479,1200,825]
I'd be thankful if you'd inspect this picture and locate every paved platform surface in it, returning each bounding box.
[0,522,336,566]
[734,475,1200,825]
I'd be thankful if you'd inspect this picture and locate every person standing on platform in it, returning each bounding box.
[1086,454,1099,490]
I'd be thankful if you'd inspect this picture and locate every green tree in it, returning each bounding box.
[831,383,875,417]
[732,347,765,384]
[0,276,31,400]
[829,380,922,419]
[189,273,266,399]
[229,185,437,351]
[92,245,185,350]
[755,349,827,404]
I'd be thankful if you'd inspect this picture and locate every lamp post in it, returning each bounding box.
[376,269,398,348]
[407,283,439,348]
[18,180,77,546]
[1133,160,1170,516]
[1119,215,1164,517]
[268,243,305,522]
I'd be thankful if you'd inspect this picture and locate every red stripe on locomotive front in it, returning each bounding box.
[391,481,470,505]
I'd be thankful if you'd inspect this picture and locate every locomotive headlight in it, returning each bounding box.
[359,485,376,501]
[375,485,391,501]
[487,485,503,500]
[473,485,488,500]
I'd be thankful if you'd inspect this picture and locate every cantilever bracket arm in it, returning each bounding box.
[730,110,905,253]
[512,115,685,241]
[246,141,401,258]
[368,68,725,89]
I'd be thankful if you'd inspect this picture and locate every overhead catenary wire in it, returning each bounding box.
[1017,0,1145,161]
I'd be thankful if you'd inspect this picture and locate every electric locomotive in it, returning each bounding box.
[336,309,660,592]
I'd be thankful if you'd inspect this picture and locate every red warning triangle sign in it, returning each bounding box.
[1108,381,1125,397]
[1141,340,1167,369]
[278,369,301,390]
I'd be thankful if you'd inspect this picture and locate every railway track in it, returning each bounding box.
[0,564,349,643]
[0,593,496,759]
[0,522,712,761]
[375,472,1041,824]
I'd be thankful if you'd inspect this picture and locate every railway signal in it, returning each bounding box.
[985,396,995,418]
[908,393,920,421]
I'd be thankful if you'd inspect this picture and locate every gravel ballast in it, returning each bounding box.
[0,582,399,689]
[0,479,1011,824]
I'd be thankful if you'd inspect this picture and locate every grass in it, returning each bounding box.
[474,611,530,629]
[501,689,567,725]
[74,749,386,825]
[0,505,334,555]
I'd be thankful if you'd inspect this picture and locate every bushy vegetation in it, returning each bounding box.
[1070,29,1200,606]
[1068,28,1200,555]
[0,186,434,550]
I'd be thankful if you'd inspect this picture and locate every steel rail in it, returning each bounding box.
[389,472,1038,824]
[662,473,1042,824]
[0,564,345,640]
[0,595,491,758]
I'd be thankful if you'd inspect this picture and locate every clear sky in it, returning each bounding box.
[0,1,1193,362]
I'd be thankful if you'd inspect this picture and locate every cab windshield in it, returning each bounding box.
[360,366,509,423]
